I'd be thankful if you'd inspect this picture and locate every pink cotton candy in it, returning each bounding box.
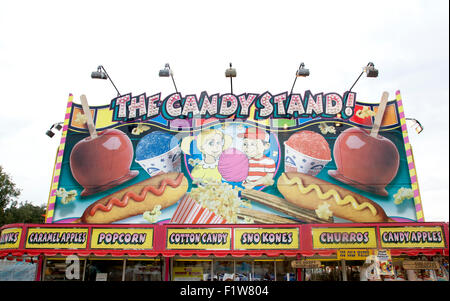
[218,148,249,182]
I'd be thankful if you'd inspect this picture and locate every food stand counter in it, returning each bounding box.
[0,222,448,281]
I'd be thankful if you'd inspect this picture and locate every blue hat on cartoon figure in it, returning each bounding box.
[135,131,181,176]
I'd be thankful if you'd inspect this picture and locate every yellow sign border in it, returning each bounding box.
[234,228,299,250]
[166,228,231,250]
[312,227,378,249]
[0,228,22,249]
[25,228,88,249]
[90,228,154,250]
[379,226,446,248]
[337,249,372,260]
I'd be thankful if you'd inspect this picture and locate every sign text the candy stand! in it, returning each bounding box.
[110,91,357,121]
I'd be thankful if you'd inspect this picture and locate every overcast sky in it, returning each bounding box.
[0,0,448,221]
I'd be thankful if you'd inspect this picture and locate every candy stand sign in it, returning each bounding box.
[46,90,423,225]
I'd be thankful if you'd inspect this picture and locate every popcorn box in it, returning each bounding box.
[170,195,227,224]
[136,145,182,177]
[284,142,331,176]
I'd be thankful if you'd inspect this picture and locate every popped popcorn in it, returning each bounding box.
[189,180,248,223]
[188,158,202,167]
[318,123,336,135]
[315,202,333,220]
[131,124,151,135]
[143,205,162,223]
[74,113,88,124]
[393,187,414,205]
[56,188,78,204]
[356,106,376,119]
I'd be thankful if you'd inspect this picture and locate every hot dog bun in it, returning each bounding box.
[81,172,188,223]
[277,172,389,223]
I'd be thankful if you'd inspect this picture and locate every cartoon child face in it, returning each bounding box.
[180,128,232,164]
[201,133,225,159]
[242,138,269,159]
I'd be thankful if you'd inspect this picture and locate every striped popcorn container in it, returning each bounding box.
[170,195,227,224]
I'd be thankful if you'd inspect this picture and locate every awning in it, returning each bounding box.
[161,250,301,258]
[0,223,160,258]
[0,249,161,258]
[0,255,37,263]
[389,249,447,257]
[1,222,448,259]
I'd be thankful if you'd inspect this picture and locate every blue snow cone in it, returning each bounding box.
[135,131,180,160]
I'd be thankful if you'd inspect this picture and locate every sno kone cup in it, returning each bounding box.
[135,131,182,177]
[136,145,182,177]
[284,143,331,176]
[284,131,332,176]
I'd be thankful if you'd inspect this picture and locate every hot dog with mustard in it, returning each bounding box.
[277,172,390,223]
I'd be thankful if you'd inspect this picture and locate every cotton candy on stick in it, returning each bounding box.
[218,148,249,182]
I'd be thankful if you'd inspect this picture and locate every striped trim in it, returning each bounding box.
[45,94,74,223]
[170,195,226,224]
[247,156,276,181]
[396,90,425,222]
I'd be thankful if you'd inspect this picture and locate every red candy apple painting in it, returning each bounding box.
[329,127,400,196]
[70,128,139,196]
[46,90,423,225]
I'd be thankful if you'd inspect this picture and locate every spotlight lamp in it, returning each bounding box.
[296,62,310,77]
[91,65,121,96]
[159,63,172,77]
[290,62,309,95]
[364,62,378,78]
[225,63,236,78]
[90,66,108,79]
[225,63,236,94]
[46,122,64,138]
[45,129,55,138]
[348,62,379,92]
[159,63,178,94]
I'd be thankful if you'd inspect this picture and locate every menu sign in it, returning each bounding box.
[312,227,378,249]
[402,260,440,270]
[374,249,394,276]
[166,228,231,250]
[291,260,321,269]
[337,249,371,260]
[47,90,422,225]
[379,226,446,248]
[173,266,205,281]
[0,228,22,249]
[25,228,88,249]
[234,228,299,250]
[90,228,154,250]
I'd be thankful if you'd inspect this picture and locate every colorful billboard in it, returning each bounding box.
[45,90,423,225]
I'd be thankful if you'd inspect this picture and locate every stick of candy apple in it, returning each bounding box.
[370,91,389,138]
[80,94,98,139]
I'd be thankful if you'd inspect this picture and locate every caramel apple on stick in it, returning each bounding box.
[370,91,389,137]
[80,94,97,139]
[70,95,138,196]
[328,91,399,196]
